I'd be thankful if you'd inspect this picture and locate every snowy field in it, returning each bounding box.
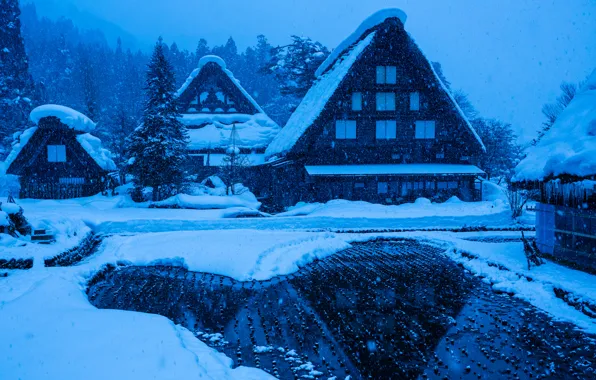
[2,193,594,380]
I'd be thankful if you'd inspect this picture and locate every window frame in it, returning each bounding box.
[351,92,362,111]
[377,181,389,194]
[375,120,397,140]
[376,65,397,84]
[415,120,436,139]
[47,145,66,163]
[335,120,357,139]
[410,92,420,111]
[376,92,396,111]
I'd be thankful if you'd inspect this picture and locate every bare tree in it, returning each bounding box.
[503,179,539,219]
[218,124,250,195]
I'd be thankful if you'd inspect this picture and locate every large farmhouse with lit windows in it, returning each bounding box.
[263,9,486,209]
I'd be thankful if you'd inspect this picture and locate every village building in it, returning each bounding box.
[513,69,596,273]
[5,105,117,199]
[175,55,280,186]
[263,9,487,209]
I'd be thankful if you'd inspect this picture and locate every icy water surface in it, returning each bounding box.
[87,241,595,379]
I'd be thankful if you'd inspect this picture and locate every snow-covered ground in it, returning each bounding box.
[2,226,595,379]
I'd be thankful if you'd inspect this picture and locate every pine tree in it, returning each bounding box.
[0,0,35,156]
[265,35,329,98]
[126,37,188,202]
[194,38,209,63]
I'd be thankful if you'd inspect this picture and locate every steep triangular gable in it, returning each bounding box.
[266,9,485,157]
[177,55,262,115]
[6,117,115,175]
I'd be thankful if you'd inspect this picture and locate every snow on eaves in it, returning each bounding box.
[76,133,117,171]
[265,32,376,157]
[181,113,280,151]
[176,55,264,113]
[30,104,96,133]
[514,69,596,182]
[3,127,37,169]
[315,8,407,78]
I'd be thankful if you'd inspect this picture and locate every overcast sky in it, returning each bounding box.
[27,0,596,143]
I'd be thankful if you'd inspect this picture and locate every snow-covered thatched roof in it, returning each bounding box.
[514,69,596,182]
[30,104,97,133]
[176,55,264,113]
[176,55,280,151]
[265,8,484,157]
[5,105,116,172]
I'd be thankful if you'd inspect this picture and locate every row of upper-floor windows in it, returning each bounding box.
[351,91,423,112]
[335,120,436,140]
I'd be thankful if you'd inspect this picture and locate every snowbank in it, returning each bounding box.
[151,192,261,210]
[514,69,596,181]
[76,133,117,171]
[276,198,510,220]
[265,32,376,156]
[0,273,272,380]
[90,230,350,281]
[30,104,96,133]
[315,8,407,77]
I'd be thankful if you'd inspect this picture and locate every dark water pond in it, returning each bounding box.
[87,240,595,379]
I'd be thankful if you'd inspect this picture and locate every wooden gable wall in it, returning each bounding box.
[178,63,259,116]
[290,18,484,167]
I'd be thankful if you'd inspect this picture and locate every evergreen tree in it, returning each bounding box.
[194,38,209,62]
[0,0,35,156]
[265,35,329,98]
[126,37,188,201]
[473,118,523,181]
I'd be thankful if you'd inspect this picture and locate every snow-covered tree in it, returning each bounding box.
[126,37,188,201]
[0,0,35,156]
[473,118,523,181]
[533,80,586,145]
[264,35,329,98]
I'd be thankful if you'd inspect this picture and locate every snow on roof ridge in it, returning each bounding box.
[198,55,226,70]
[265,32,376,157]
[425,52,486,152]
[30,104,96,133]
[176,56,264,113]
[315,8,407,78]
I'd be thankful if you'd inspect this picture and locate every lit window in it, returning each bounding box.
[448,181,459,189]
[376,66,397,84]
[437,181,448,189]
[354,182,365,189]
[335,120,357,139]
[436,152,445,159]
[415,121,436,139]
[352,92,362,111]
[376,92,396,111]
[59,177,85,185]
[410,92,420,111]
[376,120,397,139]
[47,145,66,162]
[378,182,388,194]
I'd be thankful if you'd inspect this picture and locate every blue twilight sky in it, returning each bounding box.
[26,0,596,143]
